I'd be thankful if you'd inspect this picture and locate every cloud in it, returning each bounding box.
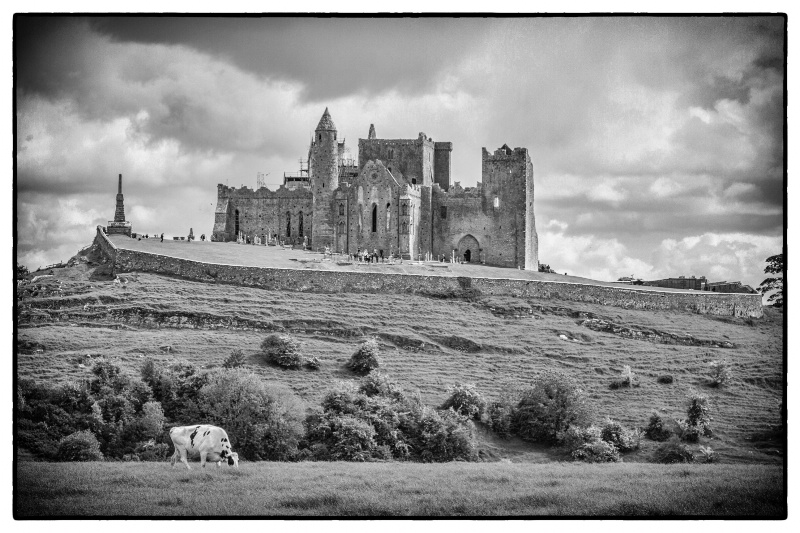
[13,16,785,295]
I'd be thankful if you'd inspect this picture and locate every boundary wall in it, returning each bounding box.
[94,226,763,318]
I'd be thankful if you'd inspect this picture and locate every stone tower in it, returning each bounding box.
[310,108,339,250]
[114,174,127,220]
[107,173,132,236]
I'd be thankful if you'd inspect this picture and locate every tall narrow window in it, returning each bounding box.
[386,203,391,231]
[234,209,240,235]
[286,211,291,237]
[339,203,344,216]
[371,204,377,233]
[298,211,304,237]
[440,206,447,219]
[401,203,408,216]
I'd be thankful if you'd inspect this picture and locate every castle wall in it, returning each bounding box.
[211,184,312,243]
[358,133,436,186]
[433,142,452,190]
[96,226,764,318]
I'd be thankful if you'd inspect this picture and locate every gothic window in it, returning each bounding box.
[389,148,394,159]
[371,204,377,233]
[298,211,304,237]
[319,134,322,141]
[339,203,344,216]
[401,203,408,216]
[401,222,408,234]
[286,211,291,237]
[386,203,391,231]
[234,209,240,235]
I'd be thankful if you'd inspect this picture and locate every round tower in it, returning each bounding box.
[310,107,339,250]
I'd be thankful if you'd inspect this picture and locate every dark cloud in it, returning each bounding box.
[85,16,492,102]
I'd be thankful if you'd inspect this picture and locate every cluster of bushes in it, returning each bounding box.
[299,373,477,462]
[260,334,376,372]
[644,391,716,463]
[609,365,640,390]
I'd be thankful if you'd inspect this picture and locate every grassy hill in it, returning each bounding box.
[17,244,784,465]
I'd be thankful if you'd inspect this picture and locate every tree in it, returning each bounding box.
[16,263,29,280]
[758,253,784,308]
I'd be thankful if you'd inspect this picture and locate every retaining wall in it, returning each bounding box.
[94,226,763,318]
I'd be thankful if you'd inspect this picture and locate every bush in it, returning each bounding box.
[409,406,478,463]
[654,437,694,464]
[440,382,487,420]
[559,424,602,452]
[571,439,621,463]
[657,374,674,384]
[223,349,246,369]
[487,402,514,439]
[358,372,405,401]
[645,411,672,441]
[698,445,717,463]
[196,368,304,461]
[599,418,643,452]
[305,357,321,370]
[325,415,378,461]
[57,430,104,461]
[134,440,171,461]
[708,359,732,387]
[261,334,303,369]
[680,391,713,442]
[347,338,381,374]
[512,371,592,443]
[609,365,640,389]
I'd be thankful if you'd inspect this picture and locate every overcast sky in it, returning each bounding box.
[15,15,784,290]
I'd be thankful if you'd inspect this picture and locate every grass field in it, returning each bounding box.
[17,251,784,464]
[14,461,786,517]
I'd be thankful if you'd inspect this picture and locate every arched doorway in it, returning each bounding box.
[457,234,480,264]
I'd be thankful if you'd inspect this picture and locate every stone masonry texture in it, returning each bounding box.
[95,226,763,318]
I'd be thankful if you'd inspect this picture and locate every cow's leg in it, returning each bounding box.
[200,451,208,468]
[170,449,177,468]
[180,448,191,470]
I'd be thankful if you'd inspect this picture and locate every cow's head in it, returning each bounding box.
[227,452,239,467]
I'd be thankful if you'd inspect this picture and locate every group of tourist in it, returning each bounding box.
[354,248,396,264]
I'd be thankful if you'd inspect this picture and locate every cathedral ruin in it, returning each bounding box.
[211,108,538,270]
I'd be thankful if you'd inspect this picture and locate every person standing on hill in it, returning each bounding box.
[160,233,164,242]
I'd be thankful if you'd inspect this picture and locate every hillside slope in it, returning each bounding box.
[17,246,784,464]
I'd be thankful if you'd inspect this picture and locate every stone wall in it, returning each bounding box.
[94,225,763,318]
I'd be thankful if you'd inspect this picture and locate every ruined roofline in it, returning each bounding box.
[482,146,529,159]
[216,183,312,198]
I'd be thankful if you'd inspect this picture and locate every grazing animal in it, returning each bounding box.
[169,425,239,469]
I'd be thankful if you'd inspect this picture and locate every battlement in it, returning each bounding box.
[216,183,311,199]
[482,145,529,160]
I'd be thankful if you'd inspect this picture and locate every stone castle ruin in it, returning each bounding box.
[211,108,538,270]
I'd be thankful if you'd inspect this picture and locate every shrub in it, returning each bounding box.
[657,374,674,384]
[326,415,379,461]
[347,338,381,374]
[600,418,643,452]
[680,391,713,442]
[134,440,171,461]
[654,437,694,464]
[571,439,621,463]
[305,357,321,370]
[698,445,717,463]
[408,406,478,463]
[645,411,672,441]
[559,424,602,452]
[223,349,246,369]
[708,359,732,387]
[440,382,487,420]
[512,371,592,443]
[261,334,303,369]
[358,372,405,401]
[487,402,514,439]
[609,365,640,389]
[56,430,104,461]
[197,369,305,461]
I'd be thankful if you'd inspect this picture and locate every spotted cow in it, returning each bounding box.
[169,425,239,469]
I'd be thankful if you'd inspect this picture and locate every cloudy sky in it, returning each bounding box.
[15,15,784,290]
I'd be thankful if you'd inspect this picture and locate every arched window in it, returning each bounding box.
[286,211,291,237]
[318,134,322,141]
[401,203,408,216]
[298,211,304,237]
[401,222,408,234]
[371,204,377,233]
[339,203,344,216]
[386,203,391,231]
[234,209,240,236]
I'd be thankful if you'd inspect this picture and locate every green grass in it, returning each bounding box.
[14,461,785,517]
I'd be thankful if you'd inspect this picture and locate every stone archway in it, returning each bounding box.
[457,234,480,264]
